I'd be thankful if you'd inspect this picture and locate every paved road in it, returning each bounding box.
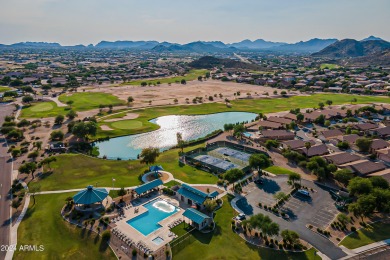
[0,104,15,260]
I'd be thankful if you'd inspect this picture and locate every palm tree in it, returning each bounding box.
[176,132,185,153]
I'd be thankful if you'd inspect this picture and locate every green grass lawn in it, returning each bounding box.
[121,69,208,86]
[164,180,182,188]
[95,93,390,138]
[109,120,143,130]
[14,193,116,260]
[320,64,340,69]
[21,92,125,118]
[29,143,217,191]
[59,92,125,111]
[339,222,390,249]
[264,166,297,175]
[172,196,321,260]
[0,86,11,92]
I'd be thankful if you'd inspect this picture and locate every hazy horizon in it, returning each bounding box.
[0,0,389,45]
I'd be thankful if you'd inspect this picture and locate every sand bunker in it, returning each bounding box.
[100,125,114,131]
[104,113,139,122]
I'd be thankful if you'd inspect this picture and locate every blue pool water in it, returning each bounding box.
[243,132,252,137]
[95,112,257,159]
[127,199,180,236]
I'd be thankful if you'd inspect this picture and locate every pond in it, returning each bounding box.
[95,112,257,160]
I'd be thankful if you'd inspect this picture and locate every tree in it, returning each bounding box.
[127,96,134,106]
[233,124,245,139]
[249,154,271,170]
[117,187,126,198]
[337,213,350,226]
[346,109,353,117]
[17,119,30,128]
[38,156,57,171]
[139,147,160,165]
[296,113,304,122]
[22,96,34,104]
[314,114,325,125]
[326,100,333,107]
[350,195,376,220]
[370,176,389,190]
[72,121,97,140]
[304,142,312,157]
[337,141,350,150]
[355,138,372,153]
[35,141,43,151]
[19,162,37,179]
[66,100,74,107]
[274,192,288,202]
[223,123,234,133]
[288,172,301,186]
[333,169,354,186]
[66,110,77,120]
[197,76,203,81]
[50,130,64,141]
[27,151,39,161]
[176,132,185,153]
[180,79,186,85]
[265,140,278,149]
[29,184,41,206]
[224,168,244,183]
[318,102,325,109]
[348,177,373,196]
[281,230,300,245]
[324,120,331,127]
[54,115,65,125]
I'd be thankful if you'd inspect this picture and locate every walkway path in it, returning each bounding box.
[45,96,68,107]
[5,182,30,260]
[339,239,390,259]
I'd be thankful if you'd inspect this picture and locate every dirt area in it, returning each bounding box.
[100,125,114,131]
[80,79,294,108]
[146,172,170,182]
[104,113,139,122]
[193,185,224,195]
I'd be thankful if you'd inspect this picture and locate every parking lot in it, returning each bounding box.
[234,176,346,259]
[308,205,339,229]
[242,175,293,208]
[237,176,340,230]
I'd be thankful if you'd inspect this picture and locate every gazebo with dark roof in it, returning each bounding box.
[73,185,109,208]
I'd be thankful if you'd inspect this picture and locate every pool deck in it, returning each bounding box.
[111,193,191,253]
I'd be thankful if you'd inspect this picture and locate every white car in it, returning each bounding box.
[235,213,246,220]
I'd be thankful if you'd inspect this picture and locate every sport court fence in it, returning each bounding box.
[184,141,268,174]
[170,227,196,256]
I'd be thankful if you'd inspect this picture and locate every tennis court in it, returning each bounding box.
[194,154,240,171]
[213,147,251,162]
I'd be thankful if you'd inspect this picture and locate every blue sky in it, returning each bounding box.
[0,0,389,45]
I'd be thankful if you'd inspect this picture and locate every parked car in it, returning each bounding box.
[297,189,310,197]
[254,179,264,185]
[235,213,246,220]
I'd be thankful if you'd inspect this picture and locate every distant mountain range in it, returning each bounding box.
[189,56,262,70]
[312,39,390,58]
[0,37,388,55]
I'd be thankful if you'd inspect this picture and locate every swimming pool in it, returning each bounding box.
[127,199,180,236]
[243,132,252,137]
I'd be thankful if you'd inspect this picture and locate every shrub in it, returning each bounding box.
[351,226,357,232]
[132,249,137,256]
